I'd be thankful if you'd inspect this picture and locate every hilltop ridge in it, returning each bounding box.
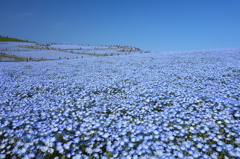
[0,36,35,43]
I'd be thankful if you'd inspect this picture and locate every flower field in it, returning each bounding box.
[0,42,141,61]
[0,48,240,158]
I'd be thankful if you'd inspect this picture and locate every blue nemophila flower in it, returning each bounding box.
[40,146,49,152]
[85,147,93,155]
[197,143,203,149]
[202,154,210,159]
[235,138,240,144]
[225,144,234,151]
[192,151,201,158]
[0,48,239,158]
[56,142,64,154]
[174,151,184,158]
[210,152,219,159]
[234,147,240,157]
[63,141,72,150]
[72,154,81,159]
[216,146,223,152]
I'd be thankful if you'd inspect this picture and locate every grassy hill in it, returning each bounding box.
[0,36,34,42]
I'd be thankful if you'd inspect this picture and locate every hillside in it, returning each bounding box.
[0,47,240,158]
[0,36,34,43]
[0,37,144,62]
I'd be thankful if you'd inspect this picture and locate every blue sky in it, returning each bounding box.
[1,0,240,52]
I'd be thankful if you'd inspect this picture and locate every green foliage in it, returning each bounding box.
[0,36,34,43]
[0,54,25,62]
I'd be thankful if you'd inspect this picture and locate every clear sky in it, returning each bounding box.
[1,0,240,52]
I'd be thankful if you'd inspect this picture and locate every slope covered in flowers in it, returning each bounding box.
[0,42,142,61]
[0,49,240,158]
